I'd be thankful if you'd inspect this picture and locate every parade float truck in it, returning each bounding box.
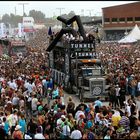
[9,39,27,57]
[46,15,106,101]
[0,38,27,57]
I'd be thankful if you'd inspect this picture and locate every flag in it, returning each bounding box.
[48,26,52,36]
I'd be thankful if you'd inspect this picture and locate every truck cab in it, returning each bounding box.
[74,59,106,101]
[9,39,27,57]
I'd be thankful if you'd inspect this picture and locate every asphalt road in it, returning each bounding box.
[44,91,140,118]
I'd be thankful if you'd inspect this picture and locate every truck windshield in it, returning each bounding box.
[83,69,93,76]
[10,45,27,56]
[12,46,26,53]
[82,68,101,76]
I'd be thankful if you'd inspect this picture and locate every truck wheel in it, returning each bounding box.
[79,93,82,102]
[79,89,83,102]
[65,82,72,94]
[67,82,72,94]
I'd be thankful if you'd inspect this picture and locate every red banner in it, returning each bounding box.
[23,28,36,32]
[11,41,25,46]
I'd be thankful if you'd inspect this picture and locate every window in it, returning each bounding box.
[83,69,93,76]
[135,17,140,21]
[127,17,133,22]
[112,18,118,22]
[104,18,110,22]
[119,17,125,22]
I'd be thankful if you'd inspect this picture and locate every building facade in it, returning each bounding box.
[102,2,140,41]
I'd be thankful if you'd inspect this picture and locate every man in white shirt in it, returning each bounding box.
[75,106,85,122]
[31,94,38,115]
[56,115,66,130]
[115,84,121,107]
[8,79,17,91]
[42,77,46,86]
[24,80,34,94]
[7,110,18,135]
[12,94,19,108]
[125,100,131,117]
[70,126,82,139]
[34,127,45,139]
[104,130,111,139]
[61,121,71,139]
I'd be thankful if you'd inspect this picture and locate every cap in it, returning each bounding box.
[15,125,22,131]
[61,115,66,119]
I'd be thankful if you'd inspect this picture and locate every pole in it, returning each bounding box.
[87,9,94,20]
[56,8,65,16]
[23,5,24,16]
[81,9,84,16]
[18,3,29,16]
[15,7,17,15]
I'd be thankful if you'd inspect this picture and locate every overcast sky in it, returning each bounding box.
[0,1,137,18]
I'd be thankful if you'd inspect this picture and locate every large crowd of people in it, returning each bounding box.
[97,42,140,98]
[106,32,124,41]
[0,28,140,140]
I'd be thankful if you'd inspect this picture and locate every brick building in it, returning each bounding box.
[102,2,140,41]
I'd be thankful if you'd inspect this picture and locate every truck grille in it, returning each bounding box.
[90,79,105,96]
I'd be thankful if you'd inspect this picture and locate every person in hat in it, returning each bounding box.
[12,125,23,139]
[56,114,66,133]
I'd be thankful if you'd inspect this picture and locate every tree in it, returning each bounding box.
[2,14,11,23]
[67,11,75,18]
[23,13,27,17]
[9,14,22,27]
[29,10,46,23]
[2,13,23,27]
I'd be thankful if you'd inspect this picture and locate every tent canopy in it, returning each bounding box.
[118,36,137,43]
[118,24,140,43]
[127,24,140,40]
